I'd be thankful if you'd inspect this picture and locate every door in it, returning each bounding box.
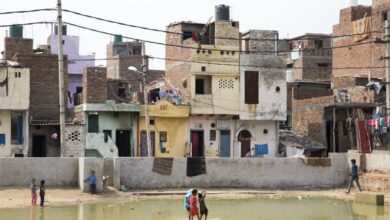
[238,130,252,157]
[191,131,204,157]
[220,130,231,157]
[116,130,131,157]
[32,135,46,157]
[140,131,155,157]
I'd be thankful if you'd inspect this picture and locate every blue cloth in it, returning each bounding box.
[351,164,358,178]
[255,144,269,156]
[87,175,97,184]
[184,189,193,209]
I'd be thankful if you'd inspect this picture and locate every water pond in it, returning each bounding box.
[0,196,389,220]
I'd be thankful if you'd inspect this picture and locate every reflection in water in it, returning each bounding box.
[0,197,389,220]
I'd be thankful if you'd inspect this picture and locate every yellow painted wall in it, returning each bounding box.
[189,21,240,115]
[140,100,189,117]
[0,67,30,110]
[138,117,188,157]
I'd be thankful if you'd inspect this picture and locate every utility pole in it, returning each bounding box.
[142,42,152,157]
[57,0,66,157]
[385,20,390,115]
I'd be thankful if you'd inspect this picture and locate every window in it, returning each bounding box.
[76,87,83,94]
[276,86,281,92]
[160,105,168,111]
[195,76,212,94]
[133,47,141,55]
[318,63,329,68]
[11,112,23,144]
[160,131,167,153]
[88,114,99,133]
[201,66,206,72]
[150,119,155,125]
[218,79,234,89]
[182,31,193,41]
[255,144,269,156]
[244,39,250,54]
[263,129,268,134]
[118,88,126,98]
[244,71,259,104]
[383,11,388,21]
[210,130,216,141]
[314,40,323,49]
[0,134,5,145]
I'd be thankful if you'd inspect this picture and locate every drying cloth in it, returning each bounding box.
[352,16,371,42]
[355,120,372,153]
[187,157,206,177]
[152,157,174,176]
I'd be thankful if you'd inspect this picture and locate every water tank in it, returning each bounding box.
[54,25,67,35]
[346,0,358,7]
[114,34,123,43]
[215,4,230,21]
[9,25,23,38]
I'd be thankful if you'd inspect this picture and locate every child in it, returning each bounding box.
[39,180,46,207]
[30,178,37,206]
[189,189,200,220]
[184,188,194,218]
[347,159,362,193]
[198,190,208,220]
[84,170,97,194]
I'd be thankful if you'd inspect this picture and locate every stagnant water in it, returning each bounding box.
[0,197,389,220]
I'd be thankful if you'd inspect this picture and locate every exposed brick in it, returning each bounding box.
[82,67,107,104]
[3,37,33,61]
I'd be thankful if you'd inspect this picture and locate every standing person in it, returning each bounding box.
[184,188,194,220]
[198,190,208,220]
[30,178,37,206]
[39,180,46,207]
[189,189,200,220]
[347,159,362,193]
[84,170,97,194]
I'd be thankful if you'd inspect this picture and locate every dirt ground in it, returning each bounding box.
[1,187,389,209]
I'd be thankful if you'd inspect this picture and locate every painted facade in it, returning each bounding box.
[0,66,30,157]
[139,100,189,157]
[76,103,139,157]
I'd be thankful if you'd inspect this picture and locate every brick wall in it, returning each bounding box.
[292,95,334,144]
[14,54,68,121]
[165,23,199,101]
[332,5,385,80]
[3,37,33,60]
[82,67,107,104]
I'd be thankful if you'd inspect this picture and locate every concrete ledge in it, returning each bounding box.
[355,192,384,206]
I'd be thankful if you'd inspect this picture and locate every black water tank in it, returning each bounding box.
[215,4,230,21]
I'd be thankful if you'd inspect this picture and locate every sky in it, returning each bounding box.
[0,0,373,70]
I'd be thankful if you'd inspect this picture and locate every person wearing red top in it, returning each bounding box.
[189,189,200,220]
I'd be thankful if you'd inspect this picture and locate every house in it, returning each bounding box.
[139,99,189,157]
[73,67,139,157]
[0,63,30,157]
[3,25,68,157]
[165,5,287,157]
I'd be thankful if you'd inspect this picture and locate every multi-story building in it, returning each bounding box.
[165,5,287,157]
[3,25,68,157]
[0,63,30,157]
[47,25,95,108]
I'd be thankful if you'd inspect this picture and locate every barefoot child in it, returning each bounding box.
[84,170,97,194]
[30,178,37,206]
[39,180,46,207]
[189,189,200,220]
[198,190,208,220]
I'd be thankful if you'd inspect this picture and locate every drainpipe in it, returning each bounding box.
[24,111,29,157]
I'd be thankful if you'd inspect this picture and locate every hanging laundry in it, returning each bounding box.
[355,120,372,153]
[152,157,174,176]
[187,157,206,177]
[380,117,385,127]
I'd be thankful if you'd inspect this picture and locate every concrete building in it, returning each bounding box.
[2,26,69,157]
[106,37,164,94]
[165,5,287,157]
[139,100,189,157]
[0,64,30,157]
[47,25,95,108]
[73,67,139,157]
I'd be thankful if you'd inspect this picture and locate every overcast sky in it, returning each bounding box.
[0,0,372,70]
